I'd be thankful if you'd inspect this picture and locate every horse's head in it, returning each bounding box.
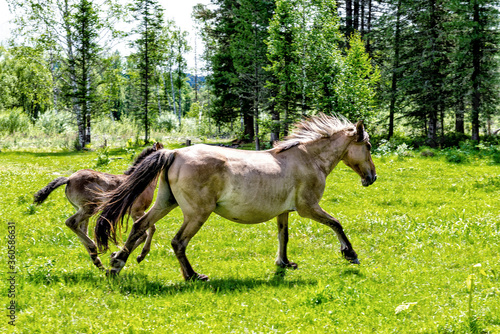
[342,121,377,187]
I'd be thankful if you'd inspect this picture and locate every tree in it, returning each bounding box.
[70,0,102,146]
[0,46,53,119]
[129,0,165,143]
[267,0,379,135]
[7,0,125,149]
[449,0,500,141]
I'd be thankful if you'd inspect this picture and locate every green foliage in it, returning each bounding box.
[154,113,177,132]
[37,109,73,135]
[267,0,379,128]
[0,109,31,134]
[94,146,111,167]
[0,46,53,119]
[444,149,469,164]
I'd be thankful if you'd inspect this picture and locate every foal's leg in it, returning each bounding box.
[298,204,359,264]
[275,213,297,269]
[65,210,105,270]
[171,210,212,281]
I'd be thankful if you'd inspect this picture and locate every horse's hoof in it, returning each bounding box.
[278,262,298,269]
[136,255,144,263]
[106,269,119,277]
[186,273,209,281]
[196,274,210,281]
[111,251,117,258]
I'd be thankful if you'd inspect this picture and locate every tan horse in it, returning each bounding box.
[95,115,377,280]
[34,143,163,270]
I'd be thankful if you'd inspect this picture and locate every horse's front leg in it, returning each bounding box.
[136,224,156,263]
[275,213,297,269]
[128,211,156,263]
[108,207,171,276]
[298,204,359,264]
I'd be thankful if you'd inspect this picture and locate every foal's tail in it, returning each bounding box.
[95,149,175,253]
[33,177,69,205]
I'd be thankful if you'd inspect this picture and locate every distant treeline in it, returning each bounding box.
[0,0,499,149]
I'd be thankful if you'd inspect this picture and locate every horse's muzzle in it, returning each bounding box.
[361,174,377,187]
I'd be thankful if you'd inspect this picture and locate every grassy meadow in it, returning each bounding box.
[0,144,499,333]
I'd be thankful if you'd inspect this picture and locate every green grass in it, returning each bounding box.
[0,147,499,333]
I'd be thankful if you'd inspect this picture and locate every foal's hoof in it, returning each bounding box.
[341,248,359,264]
[136,254,145,263]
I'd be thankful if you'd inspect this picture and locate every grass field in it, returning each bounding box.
[1,145,499,333]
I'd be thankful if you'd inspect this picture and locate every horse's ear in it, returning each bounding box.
[153,142,159,150]
[356,120,365,142]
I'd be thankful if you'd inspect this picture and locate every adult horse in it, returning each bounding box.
[95,114,377,280]
[33,143,163,270]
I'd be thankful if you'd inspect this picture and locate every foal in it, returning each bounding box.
[34,143,163,270]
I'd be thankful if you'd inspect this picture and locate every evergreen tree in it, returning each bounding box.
[130,0,165,142]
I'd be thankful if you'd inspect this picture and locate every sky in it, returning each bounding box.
[0,0,211,71]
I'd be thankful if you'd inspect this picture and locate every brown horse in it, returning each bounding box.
[95,114,377,280]
[34,143,163,270]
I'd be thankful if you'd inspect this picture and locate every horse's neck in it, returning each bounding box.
[304,134,351,175]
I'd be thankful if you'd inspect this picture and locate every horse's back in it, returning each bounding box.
[168,145,299,224]
[66,169,124,208]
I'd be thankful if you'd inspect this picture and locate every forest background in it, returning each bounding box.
[0,0,499,152]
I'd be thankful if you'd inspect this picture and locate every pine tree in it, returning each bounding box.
[130,0,165,143]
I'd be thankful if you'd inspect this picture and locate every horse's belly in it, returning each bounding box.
[214,194,295,224]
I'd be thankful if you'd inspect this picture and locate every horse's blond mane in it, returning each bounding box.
[274,114,355,152]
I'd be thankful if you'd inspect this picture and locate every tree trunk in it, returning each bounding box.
[471,0,481,142]
[354,0,359,31]
[241,99,254,142]
[388,0,401,139]
[455,102,465,134]
[346,0,353,37]
[169,69,178,125]
[270,103,280,145]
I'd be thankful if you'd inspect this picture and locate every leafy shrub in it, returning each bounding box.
[444,149,469,164]
[491,147,500,164]
[37,109,73,135]
[0,109,30,134]
[441,132,470,148]
[95,146,110,167]
[373,139,413,158]
[155,113,177,132]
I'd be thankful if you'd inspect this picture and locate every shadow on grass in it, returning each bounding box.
[24,266,320,296]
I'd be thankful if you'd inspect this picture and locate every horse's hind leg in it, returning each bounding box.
[275,213,297,269]
[298,204,359,264]
[171,211,212,281]
[66,210,105,270]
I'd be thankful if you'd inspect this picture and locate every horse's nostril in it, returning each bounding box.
[373,174,377,182]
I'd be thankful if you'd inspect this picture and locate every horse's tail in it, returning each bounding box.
[33,177,69,205]
[95,149,175,253]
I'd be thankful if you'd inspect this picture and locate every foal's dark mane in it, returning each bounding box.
[124,143,163,175]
